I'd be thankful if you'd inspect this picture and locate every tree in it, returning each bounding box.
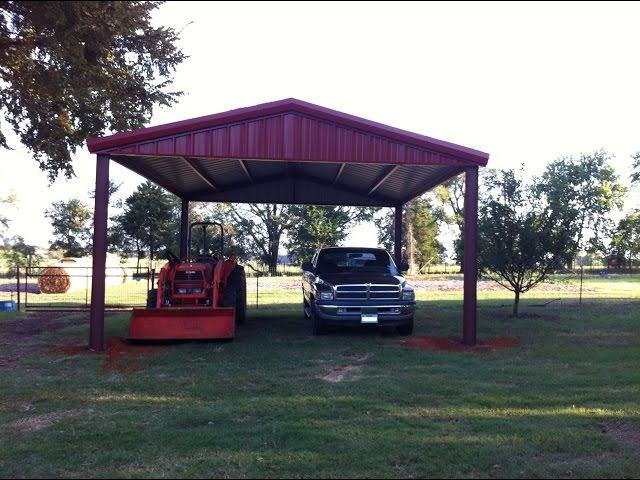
[89,180,122,208]
[435,175,465,267]
[632,152,640,185]
[536,150,627,267]
[375,197,444,273]
[478,169,576,317]
[0,192,17,239]
[45,198,93,257]
[0,235,41,271]
[0,1,184,180]
[286,206,373,263]
[609,210,640,270]
[226,204,291,275]
[111,182,179,270]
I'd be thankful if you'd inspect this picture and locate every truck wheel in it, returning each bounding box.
[146,288,157,308]
[311,301,327,335]
[397,318,414,335]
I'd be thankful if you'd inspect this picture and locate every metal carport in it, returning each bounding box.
[86,98,489,350]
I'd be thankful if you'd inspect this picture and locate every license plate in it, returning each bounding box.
[361,313,378,324]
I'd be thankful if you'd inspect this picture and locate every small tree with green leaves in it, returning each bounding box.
[45,198,93,257]
[479,169,576,317]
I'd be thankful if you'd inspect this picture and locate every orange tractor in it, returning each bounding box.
[128,222,246,341]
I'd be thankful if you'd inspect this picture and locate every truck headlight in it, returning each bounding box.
[319,291,334,301]
[402,288,415,301]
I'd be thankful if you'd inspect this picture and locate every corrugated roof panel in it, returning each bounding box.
[295,161,342,182]
[243,159,286,178]
[336,163,388,191]
[190,157,247,187]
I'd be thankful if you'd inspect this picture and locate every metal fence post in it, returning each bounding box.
[24,264,28,310]
[16,266,20,311]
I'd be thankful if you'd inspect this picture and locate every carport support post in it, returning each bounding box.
[463,166,479,346]
[89,154,110,352]
[180,199,189,257]
[394,205,403,266]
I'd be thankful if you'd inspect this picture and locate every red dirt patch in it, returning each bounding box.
[399,336,521,353]
[51,337,164,373]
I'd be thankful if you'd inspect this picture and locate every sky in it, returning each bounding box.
[1,1,639,256]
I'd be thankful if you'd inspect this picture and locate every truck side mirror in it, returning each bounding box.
[301,261,314,272]
[399,262,410,272]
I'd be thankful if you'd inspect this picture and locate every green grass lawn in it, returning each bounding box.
[0,275,639,478]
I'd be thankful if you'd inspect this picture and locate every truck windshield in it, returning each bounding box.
[315,249,398,275]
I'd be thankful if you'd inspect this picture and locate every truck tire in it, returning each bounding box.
[224,265,246,326]
[146,288,157,308]
[311,301,327,335]
[397,318,414,335]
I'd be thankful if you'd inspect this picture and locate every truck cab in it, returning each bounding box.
[302,247,415,335]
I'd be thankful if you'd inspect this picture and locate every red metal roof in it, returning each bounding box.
[86,98,489,206]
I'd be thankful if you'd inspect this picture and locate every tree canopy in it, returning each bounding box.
[286,206,372,263]
[0,192,17,239]
[0,1,184,180]
[632,152,640,185]
[536,150,626,265]
[478,169,576,316]
[45,198,93,257]
[375,197,444,273]
[110,181,179,268]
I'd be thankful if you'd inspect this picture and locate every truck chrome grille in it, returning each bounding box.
[334,284,401,300]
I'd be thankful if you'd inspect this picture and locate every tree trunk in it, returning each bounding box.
[513,290,520,317]
[267,234,279,275]
[406,211,414,275]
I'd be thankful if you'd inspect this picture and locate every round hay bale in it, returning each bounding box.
[38,266,72,294]
[38,257,129,294]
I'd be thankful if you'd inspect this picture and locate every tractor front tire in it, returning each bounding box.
[146,288,157,308]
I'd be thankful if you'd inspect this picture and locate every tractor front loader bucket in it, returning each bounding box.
[128,307,236,341]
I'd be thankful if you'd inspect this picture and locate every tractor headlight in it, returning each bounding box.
[319,291,334,301]
[402,287,415,301]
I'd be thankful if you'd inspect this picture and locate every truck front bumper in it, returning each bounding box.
[313,300,415,327]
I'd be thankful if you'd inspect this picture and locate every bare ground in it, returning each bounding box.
[0,312,91,368]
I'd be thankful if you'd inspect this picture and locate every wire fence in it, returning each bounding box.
[0,259,638,312]
[0,266,152,311]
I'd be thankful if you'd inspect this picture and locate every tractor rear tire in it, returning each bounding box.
[223,265,246,326]
[146,288,157,308]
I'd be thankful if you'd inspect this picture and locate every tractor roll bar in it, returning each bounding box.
[188,222,224,259]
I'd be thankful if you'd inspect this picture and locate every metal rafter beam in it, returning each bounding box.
[238,159,253,182]
[182,157,218,190]
[186,171,397,206]
[367,165,399,195]
[333,163,346,185]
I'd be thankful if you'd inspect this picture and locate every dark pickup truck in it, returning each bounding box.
[302,247,415,335]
